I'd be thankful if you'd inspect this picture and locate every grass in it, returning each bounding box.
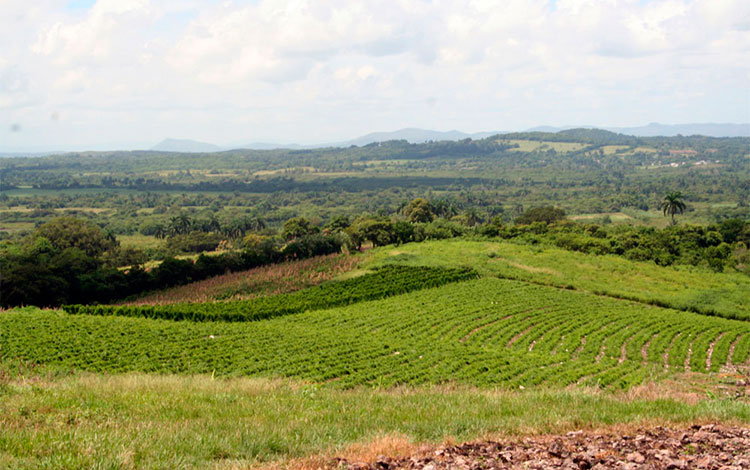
[569,212,634,223]
[1,371,748,470]
[365,239,750,321]
[0,221,36,233]
[498,140,587,153]
[122,253,360,304]
[118,233,163,250]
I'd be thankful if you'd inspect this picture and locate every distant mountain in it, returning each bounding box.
[235,128,504,150]
[525,123,749,138]
[0,151,65,158]
[151,138,222,153]
[238,142,307,150]
[606,122,750,138]
[149,123,749,154]
[336,128,503,147]
[526,122,750,137]
[524,125,586,133]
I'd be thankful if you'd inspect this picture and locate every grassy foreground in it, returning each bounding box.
[1,371,749,470]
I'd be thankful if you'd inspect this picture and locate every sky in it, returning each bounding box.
[1,0,749,151]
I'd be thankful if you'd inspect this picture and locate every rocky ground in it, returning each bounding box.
[335,424,750,469]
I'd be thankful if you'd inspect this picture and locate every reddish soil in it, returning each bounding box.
[335,424,750,469]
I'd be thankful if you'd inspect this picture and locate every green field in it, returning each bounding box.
[365,239,750,321]
[2,236,750,468]
[4,277,749,389]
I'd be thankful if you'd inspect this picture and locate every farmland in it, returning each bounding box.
[4,275,749,388]
[63,265,478,322]
[365,239,750,321]
[3,372,749,470]
[2,255,750,468]
[1,130,749,469]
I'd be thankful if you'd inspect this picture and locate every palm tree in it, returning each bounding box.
[660,191,686,225]
[168,214,192,236]
[154,225,168,240]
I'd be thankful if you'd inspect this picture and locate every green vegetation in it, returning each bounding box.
[1,129,749,468]
[2,131,748,245]
[661,191,687,225]
[365,239,750,321]
[4,278,749,389]
[63,265,477,322]
[0,217,345,307]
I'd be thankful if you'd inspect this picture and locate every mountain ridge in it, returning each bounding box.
[145,122,749,152]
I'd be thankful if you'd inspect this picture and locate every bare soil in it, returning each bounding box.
[335,424,750,469]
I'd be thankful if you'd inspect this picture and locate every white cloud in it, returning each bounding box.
[1,0,748,150]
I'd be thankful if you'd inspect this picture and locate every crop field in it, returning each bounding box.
[4,277,749,391]
[366,240,750,321]
[2,240,750,469]
[498,139,587,153]
[63,265,477,322]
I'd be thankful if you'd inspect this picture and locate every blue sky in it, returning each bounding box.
[2,0,749,151]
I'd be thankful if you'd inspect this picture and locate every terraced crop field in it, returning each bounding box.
[3,277,748,390]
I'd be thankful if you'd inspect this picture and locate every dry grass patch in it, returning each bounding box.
[122,253,360,304]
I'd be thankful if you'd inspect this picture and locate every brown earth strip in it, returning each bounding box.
[459,318,503,343]
[334,424,750,470]
[506,324,535,348]
[724,334,744,372]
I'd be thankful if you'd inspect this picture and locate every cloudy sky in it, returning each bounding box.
[2,0,749,151]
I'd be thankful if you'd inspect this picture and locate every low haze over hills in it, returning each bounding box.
[150,122,750,153]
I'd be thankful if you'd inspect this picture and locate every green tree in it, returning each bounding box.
[282,217,318,240]
[402,198,435,223]
[516,206,566,225]
[325,215,351,233]
[660,191,687,226]
[30,216,116,258]
[346,217,394,248]
[168,214,193,236]
[463,208,482,227]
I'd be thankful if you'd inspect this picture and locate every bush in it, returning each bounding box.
[516,206,566,225]
[166,232,222,253]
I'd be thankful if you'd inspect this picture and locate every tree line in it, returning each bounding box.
[1,196,748,308]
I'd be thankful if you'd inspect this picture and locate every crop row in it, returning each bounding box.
[4,278,748,390]
[62,265,477,322]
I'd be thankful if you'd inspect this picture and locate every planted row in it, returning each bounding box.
[7,277,749,390]
[62,265,478,322]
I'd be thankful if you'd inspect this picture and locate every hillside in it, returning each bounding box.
[366,240,750,321]
[2,237,750,468]
[4,237,749,388]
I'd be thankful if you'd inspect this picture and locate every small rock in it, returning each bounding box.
[626,452,645,464]
[666,458,687,469]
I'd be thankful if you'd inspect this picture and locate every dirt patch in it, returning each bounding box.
[334,424,750,469]
[459,320,498,343]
